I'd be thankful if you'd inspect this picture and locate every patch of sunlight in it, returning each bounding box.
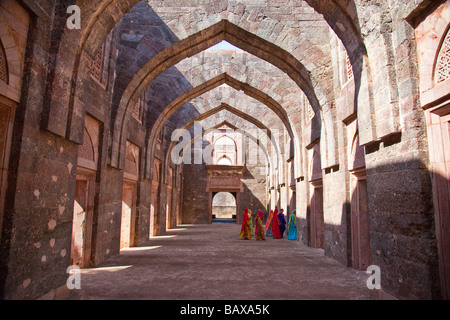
[151,235,178,239]
[121,245,162,252]
[81,265,133,274]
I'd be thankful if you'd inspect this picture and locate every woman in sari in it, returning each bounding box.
[265,209,276,237]
[239,208,252,240]
[248,209,254,237]
[255,210,266,240]
[288,210,298,240]
[278,209,287,238]
[272,208,282,239]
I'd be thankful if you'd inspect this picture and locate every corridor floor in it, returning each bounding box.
[67,224,378,300]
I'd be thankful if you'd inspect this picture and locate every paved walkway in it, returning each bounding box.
[67,224,377,300]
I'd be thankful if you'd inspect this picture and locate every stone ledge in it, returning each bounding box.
[37,284,70,300]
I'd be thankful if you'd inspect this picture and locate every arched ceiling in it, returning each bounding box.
[169,49,308,135]
[144,73,296,176]
[185,119,272,168]
[110,16,333,169]
[40,0,369,177]
[42,0,367,154]
[167,102,281,168]
[168,86,287,140]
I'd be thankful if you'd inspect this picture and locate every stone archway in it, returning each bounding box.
[212,192,237,223]
[206,165,244,224]
[111,19,328,174]
[70,115,101,267]
[147,73,295,179]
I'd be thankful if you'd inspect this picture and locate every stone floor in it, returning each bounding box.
[67,224,378,300]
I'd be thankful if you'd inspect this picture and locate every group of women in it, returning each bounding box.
[239,207,297,241]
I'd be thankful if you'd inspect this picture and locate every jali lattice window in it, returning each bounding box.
[0,41,8,84]
[90,43,106,86]
[436,28,450,84]
[346,52,353,82]
[132,94,146,124]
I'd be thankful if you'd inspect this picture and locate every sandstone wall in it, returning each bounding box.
[0,0,447,300]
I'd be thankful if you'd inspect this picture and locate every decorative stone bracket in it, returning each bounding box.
[205,165,244,192]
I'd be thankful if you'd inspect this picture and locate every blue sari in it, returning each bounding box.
[278,211,286,238]
[288,211,297,240]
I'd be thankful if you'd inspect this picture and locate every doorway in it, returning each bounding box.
[310,182,324,249]
[120,182,137,249]
[166,167,174,231]
[70,115,100,267]
[350,171,370,270]
[166,186,173,231]
[212,192,237,223]
[0,96,15,242]
[71,171,95,267]
[309,143,324,249]
[425,105,450,299]
[150,159,161,237]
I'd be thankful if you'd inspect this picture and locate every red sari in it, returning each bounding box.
[272,208,282,239]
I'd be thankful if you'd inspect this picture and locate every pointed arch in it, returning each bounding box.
[0,1,30,103]
[213,135,237,165]
[145,74,291,179]
[168,102,282,162]
[185,120,271,171]
[38,1,370,181]
[165,103,279,181]
[41,0,369,169]
[79,127,95,163]
[0,40,8,85]
[109,19,331,170]
[435,26,450,85]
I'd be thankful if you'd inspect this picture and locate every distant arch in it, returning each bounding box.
[146,74,293,179]
[217,156,232,166]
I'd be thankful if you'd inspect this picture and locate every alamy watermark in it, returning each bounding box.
[66,265,81,290]
[66,5,81,30]
[366,265,381,290]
